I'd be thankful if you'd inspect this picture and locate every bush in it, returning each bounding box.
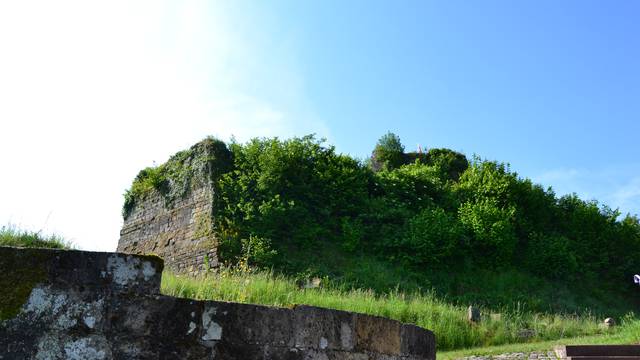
[458,199,517,264]
[423,148,469,181]
[398,207,464,266]
[216,135,371,265]
[524,232,577,279]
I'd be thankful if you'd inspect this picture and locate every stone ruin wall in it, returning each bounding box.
[117,182,218,275]
[0,246,436,360]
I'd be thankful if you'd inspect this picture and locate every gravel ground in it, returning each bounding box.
[457,350,559,360]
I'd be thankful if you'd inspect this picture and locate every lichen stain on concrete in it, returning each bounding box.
[56,311,78,329]
[107,255,141,286]
[201,306,222,341]
[142,261,156,280]
[25,287,67,317]
[188,321,197,335]
[340,321,354,350]
[35,334,64,360]
[35,334,110,360]
[64,337,108,360]
[84,315,96,329]
[23,286,105,333]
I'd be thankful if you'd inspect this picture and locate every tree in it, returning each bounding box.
[372,132,405,171]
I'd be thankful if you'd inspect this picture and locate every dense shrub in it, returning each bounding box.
[398,206,464,266]
[215,136,371,266]
[422,148,469,181]
[458,199,518,264]
[523,232,577,279]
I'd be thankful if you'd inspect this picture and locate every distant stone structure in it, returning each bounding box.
[117,138,229,275]
[467,306,481,323]
[0,246,436,359]
[118,181,217,275]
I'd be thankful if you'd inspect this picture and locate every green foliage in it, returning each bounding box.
[123,166,167,217]
[456,159,518,206]
[376,162,449,209]
[216,135,370,268]
[458,199,517,263]
[523,232,577,279]
[240,235,278,268]
[372,131,405,171]
[126,133,640,315]
[423,148,469,181]
[340,217,364,252]
[398,207,463,266]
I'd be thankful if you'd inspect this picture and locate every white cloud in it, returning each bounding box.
[0,1,327,250]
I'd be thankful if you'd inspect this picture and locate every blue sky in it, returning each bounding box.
[0,1,638,250]
[265,0,640,213]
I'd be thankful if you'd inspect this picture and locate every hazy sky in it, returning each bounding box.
[1,1,638,251]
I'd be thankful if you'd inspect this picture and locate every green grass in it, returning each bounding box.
[161,269,632,351]
[0,224,71,249]
[439,320,640,359]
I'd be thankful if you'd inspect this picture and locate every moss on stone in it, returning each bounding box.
[140,253,165,265]
[122,137,233,219]
[0,248,50,321]
[194,213,213,238]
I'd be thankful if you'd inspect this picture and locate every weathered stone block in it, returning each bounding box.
[212,301,295,347]
[401,324,436,358]
[354,312,402,355]
[293,305,356,351]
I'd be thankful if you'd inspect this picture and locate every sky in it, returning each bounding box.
[1,1,638,251]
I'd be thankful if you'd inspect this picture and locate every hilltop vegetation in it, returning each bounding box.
[124,134,640,315]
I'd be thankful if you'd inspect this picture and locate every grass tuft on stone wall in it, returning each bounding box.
[0,226,67,320]
[0,224,71,249]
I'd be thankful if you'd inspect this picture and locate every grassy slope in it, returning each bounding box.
[274,243,635,317]
[161,270,639,351]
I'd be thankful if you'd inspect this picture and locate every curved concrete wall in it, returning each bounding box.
[0,247,435,360]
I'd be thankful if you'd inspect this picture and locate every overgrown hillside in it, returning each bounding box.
[124,134,640,316]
